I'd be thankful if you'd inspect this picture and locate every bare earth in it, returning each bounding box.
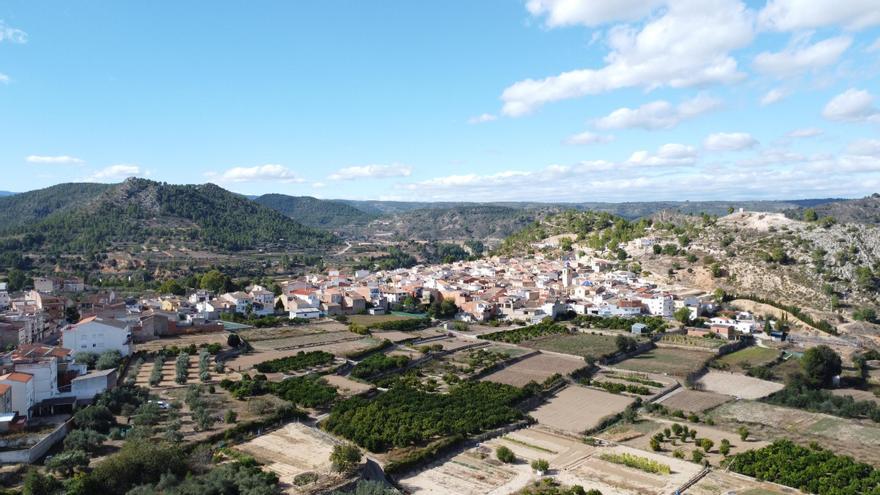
[481,353,585,387]
[697,371,783,399]
[656,388,732,413]
[531,386,634,434]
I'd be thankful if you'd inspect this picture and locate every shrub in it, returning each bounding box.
[96,350,122,370]
[531,459,550,473]
[496,445,516,463]
[599,453,670,475]
[175,352,189,384]
[330,443,362,473]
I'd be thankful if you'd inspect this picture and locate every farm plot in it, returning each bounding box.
[371,330,419,343]
[236,423,345,491]
[322,374,373,396]
[697,371,783,399]
[525,332,638,359]
[615,347,714,376]
[481,353,585,387]
[134,331,228,353]
[225,336,382,371]
[248,330,358,351]
[626,417,768,467]
[656,388,731,413]
[687,470,797,495]
[831,388,880,404]
[348,314,417,326]
[531,386,634,434]
[561,444,701,495]
[591,369,677,398]
[708,400,880,465]
[714,346,781,372]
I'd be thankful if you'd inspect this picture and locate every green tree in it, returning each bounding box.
[158,279,185,296]
[801,345,842,388]
[700,438,714,453]
[330,443,362,473]
[96,350,122,370]
[673,306,692,324]
[738,426,749,441]
[496,445,516,463]
[199,270,229,294]
[46,449,89,476]
[65,306,81,324]
[531,458,550,473]
[719,438,731,456]
[64,428,106,453]
[6,269,29,291]
[22,469,61,495]
[73,405,115,433]
[803,208,818,222]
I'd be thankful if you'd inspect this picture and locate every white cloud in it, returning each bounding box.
[0,73,8,84]
[502,0,754,116]
[704,132,758,151]
[563,131,615,145]
[787,127,823,138]
[0,21,27,44]
[328,163,412,181]
[26,155,85,165]
[753,35,851,77]
[626,143,699,166]
[85,164,145,182]
[822,88,880,122]
[868,38,880,53]
[846,138,880,157]
[595,93,721,130]
[759,0,880,31]
[467,113,497,124]
[211,164,304,183]
[760,88,788,106]
[525,0,663,27]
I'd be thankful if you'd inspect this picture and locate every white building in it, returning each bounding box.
[641,294,674,318]
[62,316,132,356]
[13,359,57,404]
[0,372,34,418]
[71,368,116,400]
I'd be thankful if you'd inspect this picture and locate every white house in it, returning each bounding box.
[13,359,57,404]
[0,372,34,418]
[641,294,674,318]
[289,307,321,319]
[62,316,132,357]
[71,368,116,400]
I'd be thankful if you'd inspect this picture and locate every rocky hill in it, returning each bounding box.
[789,194,880,224]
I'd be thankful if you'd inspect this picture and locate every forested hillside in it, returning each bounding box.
[363,205,556,241]
[788,194,880,224]
[497,210,650,254]
[0,182,112,230]
[254,194,376,228]
[0,178,337,254]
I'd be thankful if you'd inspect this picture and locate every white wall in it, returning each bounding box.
[63,321,131,356]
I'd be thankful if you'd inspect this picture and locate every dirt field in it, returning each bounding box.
[248,330,359,351]
[524,333,628,358]
[708,400,880,465]
[371,330,419,342]
[134,331,228,352]
[531,386,634,434]
[688,470,802,495]
[481,353,586,387]
[134,355,209,388]
[656,388,731,413]
[697,371,783,399]
[615,347,714,376]
[323,375,373,395]
[236,423,346,492]
[348,314,416,326]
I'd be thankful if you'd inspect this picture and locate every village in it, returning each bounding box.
[0,237,873,495]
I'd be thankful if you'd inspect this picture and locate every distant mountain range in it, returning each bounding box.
[253,194,376,229]
[0,179,336,253]
[0,191,16,197]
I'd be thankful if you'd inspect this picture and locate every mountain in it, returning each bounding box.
[790,194,880,224]
[363,205,558,242]
[0,183,114,231]
[0,191,15,197]
[253,194,376,229]
[0,179,337,253]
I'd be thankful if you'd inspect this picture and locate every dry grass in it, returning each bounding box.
[615,347,714,376]
[657,388,732,413]
[697,371,783,399]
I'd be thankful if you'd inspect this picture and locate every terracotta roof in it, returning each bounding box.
[0,372,33,383]
[0,384,10,395]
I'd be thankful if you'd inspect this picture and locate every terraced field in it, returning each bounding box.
[615,347,714,376]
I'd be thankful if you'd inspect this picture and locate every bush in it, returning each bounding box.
[496,445,516,463]
[330,443,362,473]
[175,352,189,385]
[531,459,550,473]
[96,350,122,370]
[149,355,165,386]
[224,409,237,424]
[599,452,670,474]
[255,350,335,373]
[64,428,106,453]
[73,405,115,434]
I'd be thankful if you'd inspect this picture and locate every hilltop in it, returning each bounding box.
[254,194,376,229]
[0,178,337,254]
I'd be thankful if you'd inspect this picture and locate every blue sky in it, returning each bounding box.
[1,0,879,202]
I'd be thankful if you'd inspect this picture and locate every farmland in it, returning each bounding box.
[531,385,634,434]
[657,334,726,350]
[615,347,714,376]
[708,400,880,465]
[656,388,731,413]
[347,313,419,326]
[697,371,783,399]
[627,417,769,466]
[714,346,781,372]
[525,332,640,359]
[481,352,586,387]
[236,422,347,492]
